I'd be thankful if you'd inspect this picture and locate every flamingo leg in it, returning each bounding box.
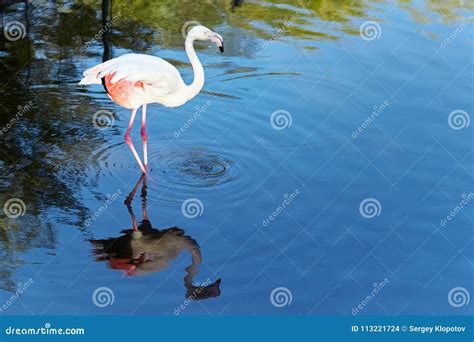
[125,108,146,174]
[124,175,145,232]
[141,175,148,221]
[141,104,148,170]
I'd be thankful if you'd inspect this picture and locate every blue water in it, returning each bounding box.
[0,0,472,316]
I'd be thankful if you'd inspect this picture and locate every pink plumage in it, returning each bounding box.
[104,72,145,109]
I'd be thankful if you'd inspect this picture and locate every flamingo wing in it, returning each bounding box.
[80,53,181,97]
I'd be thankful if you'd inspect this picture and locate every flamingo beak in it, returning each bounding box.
[210,33,224,53]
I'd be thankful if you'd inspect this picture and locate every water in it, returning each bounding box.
[0,0,472,316]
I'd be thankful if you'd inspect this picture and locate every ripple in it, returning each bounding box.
[145,142,240,206]
[85,139,242,207]
[154,147,237,188]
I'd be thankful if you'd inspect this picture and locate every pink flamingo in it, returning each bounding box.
[79,25,224,174]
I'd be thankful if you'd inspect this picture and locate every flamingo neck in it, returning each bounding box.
[184,245,202,288]
[184,36,204,100]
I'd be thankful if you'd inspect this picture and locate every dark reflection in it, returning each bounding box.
[90,175,221,300]
[101,0,112,62]
[231,0,244,9]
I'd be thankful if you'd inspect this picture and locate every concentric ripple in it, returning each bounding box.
[157,148,236,188]
[85,138,242,207]
[145,141,239,206]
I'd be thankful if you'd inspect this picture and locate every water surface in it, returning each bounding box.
[0,0,472,316]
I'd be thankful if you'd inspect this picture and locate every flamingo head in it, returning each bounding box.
[187,25,224,53]
[185,278,222,300]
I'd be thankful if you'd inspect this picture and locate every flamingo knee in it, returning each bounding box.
[124,130,146,174]
[124,132,133,145]
[140,127,147,142]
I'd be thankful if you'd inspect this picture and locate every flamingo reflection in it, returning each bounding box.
[90,175,221,300]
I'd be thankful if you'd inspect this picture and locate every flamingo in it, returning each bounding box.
[79,25,224,174]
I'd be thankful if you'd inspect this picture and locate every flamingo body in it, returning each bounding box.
[103,72,143,109]
[81,53,187,108]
